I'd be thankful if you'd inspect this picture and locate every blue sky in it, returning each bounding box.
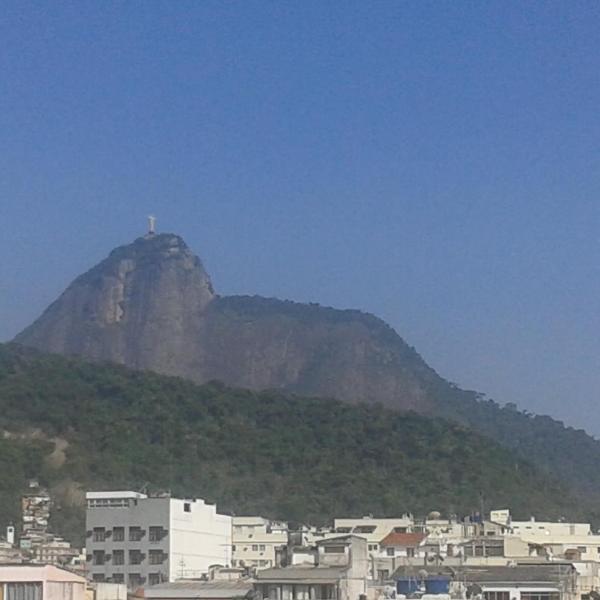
[2,2,600,433]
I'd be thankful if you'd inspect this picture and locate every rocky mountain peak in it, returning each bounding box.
[15,232,438,410]
[16,234,215,373]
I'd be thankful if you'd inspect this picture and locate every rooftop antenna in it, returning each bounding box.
[147,215,156,236]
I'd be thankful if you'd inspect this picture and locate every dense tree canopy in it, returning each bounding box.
[0,343,595,546]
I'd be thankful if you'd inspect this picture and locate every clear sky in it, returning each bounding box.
[2,2,600,434]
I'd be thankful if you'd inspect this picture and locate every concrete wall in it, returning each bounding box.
[232,517,287,569]
[0,565,86,600]
[86,496,171,587]
[169,498,232,580]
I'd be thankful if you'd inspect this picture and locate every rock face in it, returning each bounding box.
[16,234,215,377]
[15,233,442,411]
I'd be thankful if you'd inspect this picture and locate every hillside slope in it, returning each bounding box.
[14,233,600,497]
[0,343,589,545]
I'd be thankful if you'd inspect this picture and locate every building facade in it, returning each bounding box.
[86,491,232,589]
[0,564,86,600]
[255,535,369,600]
[232,517,288,570]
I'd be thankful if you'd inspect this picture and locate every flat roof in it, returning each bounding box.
[144,580,253,599]
[86,491,147,500]
[0,565,86,583]
[256,565,345,584]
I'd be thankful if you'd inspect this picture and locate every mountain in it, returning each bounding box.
[0,343,592,546]
[14,233,600,497]
[15,233,439,411]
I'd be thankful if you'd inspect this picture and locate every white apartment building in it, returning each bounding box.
[490,510,592,537]
[232,517,288,570]
[86,491,232,590]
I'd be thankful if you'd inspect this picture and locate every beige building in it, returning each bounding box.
[0,564,86,600]
[490,510,592,538]
[330,517,413,556]
[232,517,288,570]
[254,535,369,600]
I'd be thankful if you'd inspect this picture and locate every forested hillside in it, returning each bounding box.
[15,234,600,502]
[0,343,594,546]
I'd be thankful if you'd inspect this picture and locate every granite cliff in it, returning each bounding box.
[15,233,438,411]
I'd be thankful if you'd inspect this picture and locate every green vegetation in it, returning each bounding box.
[0,343,595,545]
[425,377,600,496]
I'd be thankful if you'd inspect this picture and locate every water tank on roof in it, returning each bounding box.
[396,578,420,595]
[424,576,450,594]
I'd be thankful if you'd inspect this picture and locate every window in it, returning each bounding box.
[487,545,504,557]
[129,573,143,588]
[578,546,587,553]
[92,574,105,582]
[406,548,415,558]
[386,547,395,556]
[129,526,144,541]
[252,545,259,551]
[520,594,559,600]
[232,545,237,552]
[484,593,509,600]
[93,527,105,542]
[324,545,345,553]
[259,544,266,551]
[184,503,191,512]
[368,544,378,551]
[112,574,124,584]
[149,573,161,586]
[112,550,124,565]
[93,550,105,565]
[149,550,164,565]
[394,527,407,533]
[129,549,143,565]
[354,525,376,533]
[112,527,124,542]
[378,570,390,581]
[6,582,42,600]
[149,526,165,542]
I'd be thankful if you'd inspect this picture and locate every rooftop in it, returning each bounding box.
[142,580,253,599]
[380,532,426,548]
[86,491,147,500]
[392,563,574,585]
[256,565,346,583]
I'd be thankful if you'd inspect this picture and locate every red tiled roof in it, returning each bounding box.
[379,532,426,547]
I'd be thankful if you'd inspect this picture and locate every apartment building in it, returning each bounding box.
[86,491,232,589]
[254,535,369,600]
[232,517,288,570]
[490,510,592,538]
